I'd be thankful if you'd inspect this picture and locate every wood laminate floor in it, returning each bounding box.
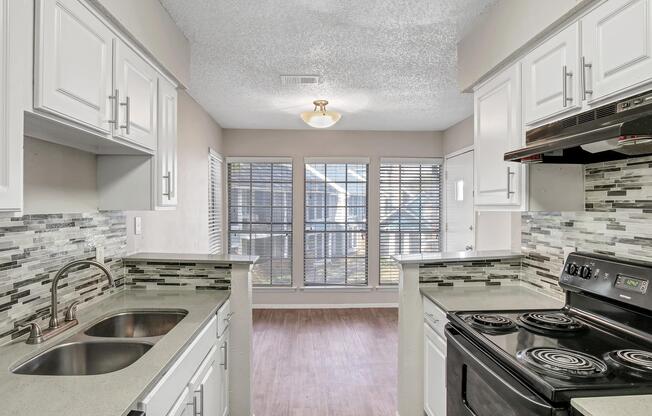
[252,308,398,416]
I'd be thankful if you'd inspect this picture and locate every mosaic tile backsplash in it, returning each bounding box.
[0,212,127,344]
[585,155,652,213]
[419,258,521,286]
[125,260,231,290]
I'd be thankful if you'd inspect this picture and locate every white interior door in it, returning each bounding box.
[445,150,474,252]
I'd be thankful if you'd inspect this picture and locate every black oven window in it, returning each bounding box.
[465,366,518,416]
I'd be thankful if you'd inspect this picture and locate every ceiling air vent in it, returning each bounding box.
[280,75,322,86]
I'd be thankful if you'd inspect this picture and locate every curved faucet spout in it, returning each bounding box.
[49,260,116,329]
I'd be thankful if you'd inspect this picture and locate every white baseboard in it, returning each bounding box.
[253,303,398,309]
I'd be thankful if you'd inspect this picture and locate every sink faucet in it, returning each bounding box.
[20,260,116,344]
[49,259,115,328]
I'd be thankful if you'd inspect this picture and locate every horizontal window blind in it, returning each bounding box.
[379,161,442,284]
[304,162,368,286]
[208,150,224,254]
[228,160,293,286]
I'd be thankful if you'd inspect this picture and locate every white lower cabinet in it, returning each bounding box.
[423,297,448,416]
[424,323,447,416]
[139,302,230,416]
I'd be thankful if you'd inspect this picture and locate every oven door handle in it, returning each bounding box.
[447,331,556,415]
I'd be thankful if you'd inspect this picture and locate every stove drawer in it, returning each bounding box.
[423,296,448,337]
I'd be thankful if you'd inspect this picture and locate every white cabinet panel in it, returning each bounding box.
[424,323,446,416]
[34,0,114,132]
[167,387,192,416]
[219,331,230,416]
[157,77,178,207]
[474,64,523,208]
[582,0,652,103]
[0,0,26,212]
[114,40,158,151]
[522,23,580,124]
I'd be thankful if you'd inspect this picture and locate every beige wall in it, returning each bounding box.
[224,129,442,306]
[125,91,224,254]
[458,0,593,91]
[91,0,190,87]
[23,138,99,214]
[442,116,473,156]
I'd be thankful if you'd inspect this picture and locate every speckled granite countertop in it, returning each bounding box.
[420,284,564,312]
[393,250,522,265]
[572,395,652,416]
[0,290,230,416]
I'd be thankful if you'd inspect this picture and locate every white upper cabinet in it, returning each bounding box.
[474,64,524,208]
[581,0,652,103]
[157,77,178,208]
[522,23,580,125]
[34,0,114,133]
[114,40,158,151]
[0,0,28,212]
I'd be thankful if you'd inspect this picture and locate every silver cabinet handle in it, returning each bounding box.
[506,167,515,199]
[581,56,593,101]
[562,65,573,107]
[220,341,228,370]
[163,171,172,199]
[192,395,200,416]
[120,96,131,134]
[108,89,119,128]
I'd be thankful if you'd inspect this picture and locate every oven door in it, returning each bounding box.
[446,326,569,416]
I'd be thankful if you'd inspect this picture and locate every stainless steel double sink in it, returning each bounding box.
[12,309,188,376]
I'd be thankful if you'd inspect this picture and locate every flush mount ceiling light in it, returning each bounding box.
[300,100,341,129]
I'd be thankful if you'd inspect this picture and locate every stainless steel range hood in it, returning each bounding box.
[505,90,652,164]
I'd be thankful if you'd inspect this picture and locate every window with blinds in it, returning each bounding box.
[228,159,293,286]
[379,159,442,284]
[208,150,224,254]
[304,161,368,286]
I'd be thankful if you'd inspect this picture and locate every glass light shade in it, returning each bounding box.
[301,110,342,128]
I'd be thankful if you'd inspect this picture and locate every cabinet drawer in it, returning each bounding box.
[423,296,448,338]
[217,299,231,337]
[139,316,217,415]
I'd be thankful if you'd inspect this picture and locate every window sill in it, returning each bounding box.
[252,285,398,293]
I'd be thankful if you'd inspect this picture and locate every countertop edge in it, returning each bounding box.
[570,395,652,416]
[124,252,259,265]
[392,250,522,265]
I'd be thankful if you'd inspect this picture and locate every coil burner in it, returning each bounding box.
[518,312,584,335]
[464,314,517,334]
[517,347,608,380]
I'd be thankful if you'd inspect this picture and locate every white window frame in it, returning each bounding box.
[209,149,225,254]
[226,157,293,286]
[379,157,443,284]
[303,157,370,286]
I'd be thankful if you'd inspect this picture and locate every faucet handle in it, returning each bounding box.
[65,300,81,322]
[19,321,44,345]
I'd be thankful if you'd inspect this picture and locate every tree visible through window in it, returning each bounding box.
[304,162,368,286]
[228,160,293,286]
[379,160,442,284]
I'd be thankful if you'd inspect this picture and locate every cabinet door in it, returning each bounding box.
[424,323,446,416]
[157,77,178,207]
[582,0,652,103]
[34,0,114,132]
[220,333,230,416]
[167,387,193,416]
[0,0,25,212]
[114,40,158,151]
[522,23,580,125]
[474,64,523,207]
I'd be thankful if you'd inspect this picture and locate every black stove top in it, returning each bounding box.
[446,252,652,404]
[449,307,652,402]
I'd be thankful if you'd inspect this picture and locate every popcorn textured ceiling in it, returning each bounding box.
[160,0,497,131]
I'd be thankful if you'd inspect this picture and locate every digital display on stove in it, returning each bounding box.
[615,275,649,294]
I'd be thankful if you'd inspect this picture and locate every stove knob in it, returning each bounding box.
[579,265,592,279]
[567,263,579,275]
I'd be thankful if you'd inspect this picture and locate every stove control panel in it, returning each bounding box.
[560,252,652,310]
